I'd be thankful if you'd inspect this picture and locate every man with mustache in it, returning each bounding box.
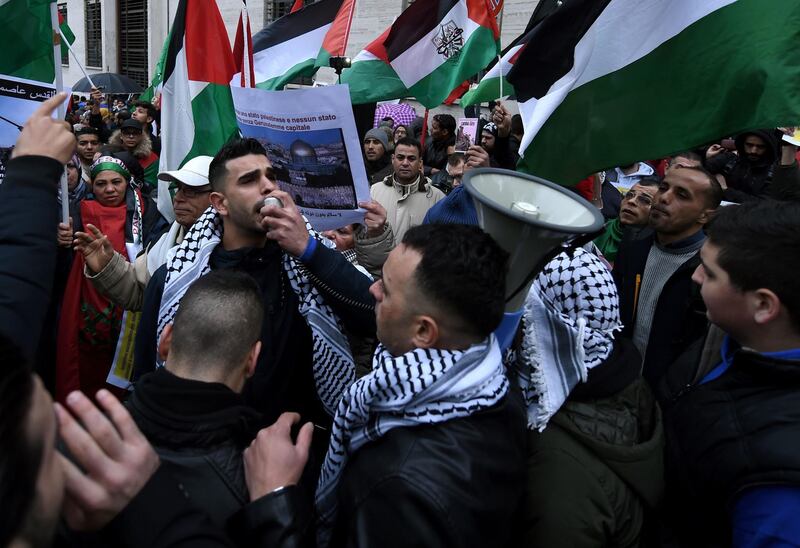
[613,165,723,385]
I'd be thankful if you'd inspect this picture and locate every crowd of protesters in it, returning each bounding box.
[1,88,800,548]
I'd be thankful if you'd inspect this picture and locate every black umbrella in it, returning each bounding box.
[72,72,143,94]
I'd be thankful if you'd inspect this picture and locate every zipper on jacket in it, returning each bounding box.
[300,266,375,312]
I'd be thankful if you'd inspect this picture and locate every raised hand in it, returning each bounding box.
[56,390,160,531]
[74,224,115,274]
[243,412,313,501]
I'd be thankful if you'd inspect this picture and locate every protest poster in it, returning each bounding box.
[231,85,370,231]
[455,118,478,152]
[0,74,70,185]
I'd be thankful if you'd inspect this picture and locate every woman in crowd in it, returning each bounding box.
[55,155,166,401]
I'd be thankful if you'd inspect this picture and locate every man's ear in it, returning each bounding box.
[411,315,440,350]
[752,288,782,325]
[698,207,716,226]
[209,191,227,216]
[245,341,261,379]
[158,324,173,362]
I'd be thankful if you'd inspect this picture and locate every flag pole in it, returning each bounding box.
[498,54,503,99]
[420,108,429,150]
[50,2,70,224]
[59,29,96,90]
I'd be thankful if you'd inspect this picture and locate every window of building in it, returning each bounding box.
[118,0,148,87]
[58,3,69,65]
[85,0,102,68]
[264,0,291,24]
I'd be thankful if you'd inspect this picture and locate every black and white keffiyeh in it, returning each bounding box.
[155,206,356,414]
[315,335,508,547]
[513,247,621,431]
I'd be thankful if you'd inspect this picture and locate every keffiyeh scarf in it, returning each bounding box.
[315,336,509,547]
[513,247,621,431]
[155,206,356,414]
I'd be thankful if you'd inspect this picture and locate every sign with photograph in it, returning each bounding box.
[0,74,70,185]
[455,118,478,152]
[231,84,370,231]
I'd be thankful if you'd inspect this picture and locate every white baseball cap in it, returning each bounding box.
[157,155,213,187]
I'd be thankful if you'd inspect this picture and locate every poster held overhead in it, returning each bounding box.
[231,84,370,231]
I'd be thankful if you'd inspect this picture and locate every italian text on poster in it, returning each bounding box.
[231,85,370,231]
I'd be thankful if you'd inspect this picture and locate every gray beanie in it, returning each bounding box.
[364,127,389,151]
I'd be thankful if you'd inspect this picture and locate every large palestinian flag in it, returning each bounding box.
[158,0,239,222]
[507,0,800,185]
[238,0,355,90]
[342,0,500,108]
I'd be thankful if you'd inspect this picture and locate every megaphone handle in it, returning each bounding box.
[505,227,606,305]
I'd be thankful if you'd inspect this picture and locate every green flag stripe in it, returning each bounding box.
[182,82,240,165]
[255,58,317,90]
[460,76,515,106]
[520,0,800,184]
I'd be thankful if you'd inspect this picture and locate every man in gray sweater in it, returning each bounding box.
[612,165,723,385]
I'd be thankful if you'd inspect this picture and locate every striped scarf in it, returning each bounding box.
[155,206,356,415]
[513,248,621,431]
[315,335,509,547]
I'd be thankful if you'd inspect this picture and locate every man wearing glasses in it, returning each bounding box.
[594,178,659,264]
[74,156,214,311]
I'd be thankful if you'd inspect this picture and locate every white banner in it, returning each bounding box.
[231,84,370,231]
[0,74,71,185]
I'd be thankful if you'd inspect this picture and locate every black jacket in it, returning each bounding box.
[613,232,707,385]
[423,135,455,175]
[134,241,375,428]
[328,391,527,548]
[364,155,392,186]
[126,369,262,530]
[706,129,782,203]
[658,334,800,547]
[0,156,61,360]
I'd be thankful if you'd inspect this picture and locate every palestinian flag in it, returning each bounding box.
[238,0,355,90]
[460,39,525,106]
[508,0,800,185]
[58,12,76,58]
[158,0,239,222]
[342,0,500,108]
[140,28,172,103]
[461,0,573,106]
[0,0,55,83]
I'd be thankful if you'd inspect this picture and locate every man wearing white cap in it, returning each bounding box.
[74,155,214,311]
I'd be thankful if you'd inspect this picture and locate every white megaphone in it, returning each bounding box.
[463,168,605,350]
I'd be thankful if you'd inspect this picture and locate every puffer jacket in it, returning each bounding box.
[524,368,665,547]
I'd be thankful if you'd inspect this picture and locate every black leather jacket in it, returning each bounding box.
[328,391,527,548]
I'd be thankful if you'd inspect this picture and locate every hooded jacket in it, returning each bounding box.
[707,129,778,202]
[109,129,160,188]
[370,173,445,243]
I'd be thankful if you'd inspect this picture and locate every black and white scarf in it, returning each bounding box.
[155,206,356,415]
[315,335,508,547]
[513,248,621,431]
